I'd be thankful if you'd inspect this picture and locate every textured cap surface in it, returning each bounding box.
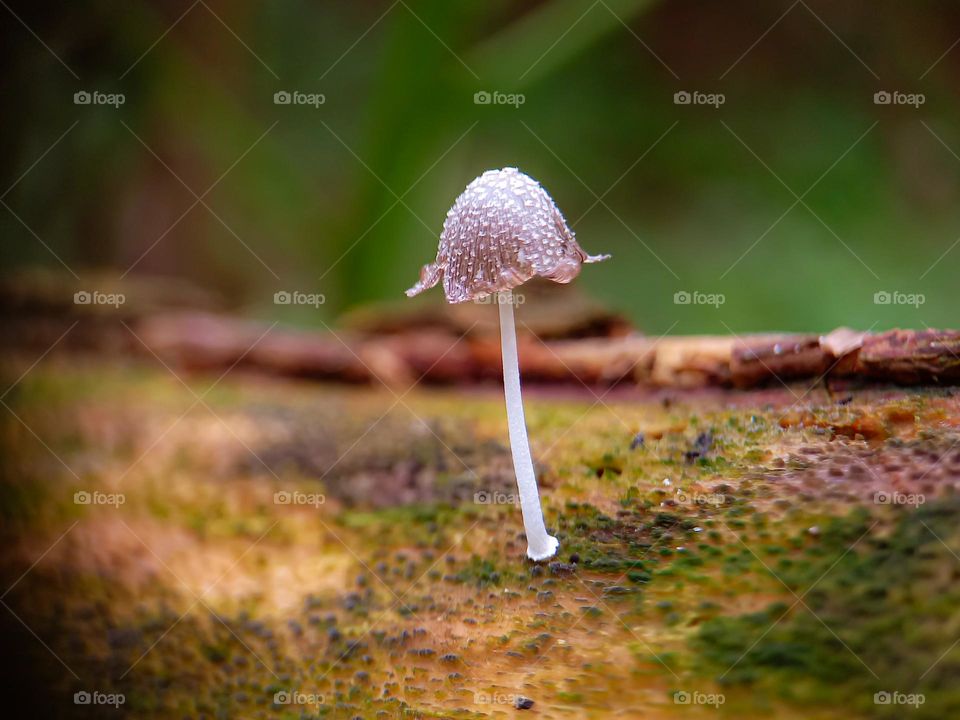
[406,167,609,304]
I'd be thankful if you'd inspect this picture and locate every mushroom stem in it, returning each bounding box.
[497,290,560,562]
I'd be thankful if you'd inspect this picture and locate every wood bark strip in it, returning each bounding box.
[5,280,960,390]
[857,329,960,384]
[730,334,830,388]
[57,314,960,390]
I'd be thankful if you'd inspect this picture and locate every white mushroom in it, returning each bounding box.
[406,167,609,561]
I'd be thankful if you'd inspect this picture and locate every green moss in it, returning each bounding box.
[450,556,508,588]
[694,500,960,718]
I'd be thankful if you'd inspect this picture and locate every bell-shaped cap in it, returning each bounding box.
[406,167,609,304]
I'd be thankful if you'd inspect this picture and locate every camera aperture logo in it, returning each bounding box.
[873,90,924,108]
[874,490,924,508]
[674,90,725,108]
[274,490,325,508]
[274,290,326,307]
[74,690,125,708]
[273,90,325,108]
[74,90,125,108]
[874,691,924,707]
[273,690,324,706]
[673,690,725,707]
[74,290,125,308]
[474,90,525,108]
[873,290,924,308]
[74,490,126,507]
[674,290,725,308]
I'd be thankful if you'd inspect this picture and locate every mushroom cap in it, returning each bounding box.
[405,167,609,304]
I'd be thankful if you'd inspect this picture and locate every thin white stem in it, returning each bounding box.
[498,290,559,561]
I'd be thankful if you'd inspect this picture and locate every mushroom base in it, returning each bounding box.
[526,534,560,562]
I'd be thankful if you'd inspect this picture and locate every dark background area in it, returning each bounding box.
[2,0,958,333]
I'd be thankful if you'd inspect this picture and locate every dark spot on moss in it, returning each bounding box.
[201,643,228,663]
[515,696,535,709]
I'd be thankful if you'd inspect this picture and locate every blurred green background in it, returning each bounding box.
[1,0,958,334]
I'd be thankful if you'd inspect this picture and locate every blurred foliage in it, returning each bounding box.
[1,0,959,333]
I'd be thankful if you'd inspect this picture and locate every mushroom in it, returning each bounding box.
[406,167,609,561]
